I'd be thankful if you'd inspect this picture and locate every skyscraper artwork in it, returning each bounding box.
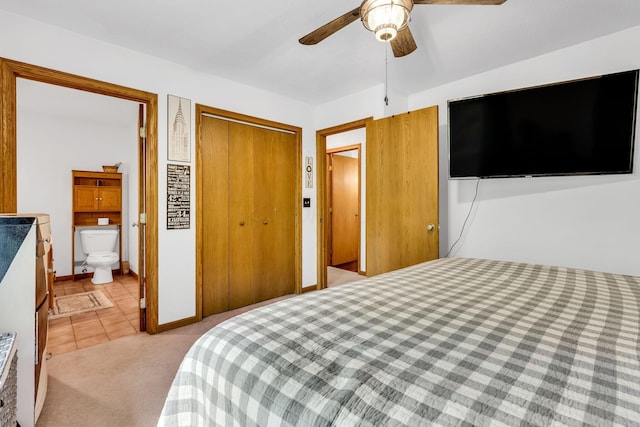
[168,95,191,162]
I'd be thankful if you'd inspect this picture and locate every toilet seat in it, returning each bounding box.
[86,251,119,264]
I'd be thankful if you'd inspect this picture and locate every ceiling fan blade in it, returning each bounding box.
[391,27,418,57]
[299,7,361,45]
[413,0,507,4]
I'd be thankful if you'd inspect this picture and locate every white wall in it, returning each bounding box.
[0,9,316,324]
[16,80,139,277]
[4,8,638,327]
[327,128,367,272]
[409,26,640,276]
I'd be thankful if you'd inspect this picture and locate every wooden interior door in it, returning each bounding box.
[366,106,439,276]
[201,116,231,316]
[330,153,359,266]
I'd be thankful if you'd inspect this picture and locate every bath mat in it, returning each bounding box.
[50,291,113,319]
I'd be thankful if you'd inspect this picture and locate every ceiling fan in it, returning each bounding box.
[299,0,507,58]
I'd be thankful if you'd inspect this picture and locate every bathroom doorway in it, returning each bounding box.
[16,80,144,352]
[0,58,159,335]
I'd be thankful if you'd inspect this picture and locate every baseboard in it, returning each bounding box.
[301,285,317,293]
[156,315,199,333]
[358,270,366,276]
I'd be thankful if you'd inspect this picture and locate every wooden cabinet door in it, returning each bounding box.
[366,106,439,276]
[99,187,122,211]
[74,187,99,211]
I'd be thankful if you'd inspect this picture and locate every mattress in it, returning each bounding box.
[158,257,640,426]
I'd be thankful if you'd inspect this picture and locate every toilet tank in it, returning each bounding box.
[80,229,118,254]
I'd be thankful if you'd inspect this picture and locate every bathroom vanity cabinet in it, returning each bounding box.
[71,170,122,280]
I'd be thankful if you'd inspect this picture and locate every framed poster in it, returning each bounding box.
[167,164,190,229]
[167,94,191,162]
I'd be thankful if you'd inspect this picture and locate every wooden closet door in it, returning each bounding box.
[253,128,296,303]
[202,117,297,314]
[229,122,257,310]
[201,116,230,316]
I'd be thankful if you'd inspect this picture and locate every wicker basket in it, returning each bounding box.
[102,165,119,173]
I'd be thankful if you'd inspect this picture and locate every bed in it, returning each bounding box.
[158,257,640,426]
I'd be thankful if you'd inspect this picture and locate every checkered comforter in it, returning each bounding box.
[158,258,640,426]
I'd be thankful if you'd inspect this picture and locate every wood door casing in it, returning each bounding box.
[366,106,439,276]
[329,153,359,266]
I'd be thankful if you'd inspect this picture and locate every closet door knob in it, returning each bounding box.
[239,221,245,226]
[263,220,268,225]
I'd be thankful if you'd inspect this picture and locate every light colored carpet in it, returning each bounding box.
[36,295,292,427]
[327,266,362,287]
[50,291,113,319]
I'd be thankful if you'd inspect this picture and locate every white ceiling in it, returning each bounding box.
[2,0,640,105]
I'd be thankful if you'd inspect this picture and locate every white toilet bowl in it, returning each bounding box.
[86,251,119,284]
[80,229,120,285]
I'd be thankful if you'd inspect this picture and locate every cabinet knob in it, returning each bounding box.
[239,221,245,226]
[263,220,268,225]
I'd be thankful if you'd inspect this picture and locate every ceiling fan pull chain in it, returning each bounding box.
[384,44,389,106]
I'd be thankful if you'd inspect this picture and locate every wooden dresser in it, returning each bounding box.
[0,214,52,426]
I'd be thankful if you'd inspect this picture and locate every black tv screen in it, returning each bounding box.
[448,70,639,179]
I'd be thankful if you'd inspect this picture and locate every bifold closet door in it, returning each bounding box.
[228,122,296,309]
[201,116,230,316]
[201,115,296,316]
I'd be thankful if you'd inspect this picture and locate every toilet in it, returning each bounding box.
[80,229,119,284]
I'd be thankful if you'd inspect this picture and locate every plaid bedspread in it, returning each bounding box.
[158,258,640,426]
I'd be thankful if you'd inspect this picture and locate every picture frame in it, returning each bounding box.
[167,94,191,162]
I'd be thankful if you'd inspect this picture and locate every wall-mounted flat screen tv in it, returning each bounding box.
[448,70,639,179]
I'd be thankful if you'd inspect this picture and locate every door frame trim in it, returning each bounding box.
[0,57,160,333]
[315,118,371,290]
[195,104,303,320]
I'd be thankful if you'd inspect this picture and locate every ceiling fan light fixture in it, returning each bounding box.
[361,0,413,42]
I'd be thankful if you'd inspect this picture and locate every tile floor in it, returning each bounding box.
[47,274,141,355]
